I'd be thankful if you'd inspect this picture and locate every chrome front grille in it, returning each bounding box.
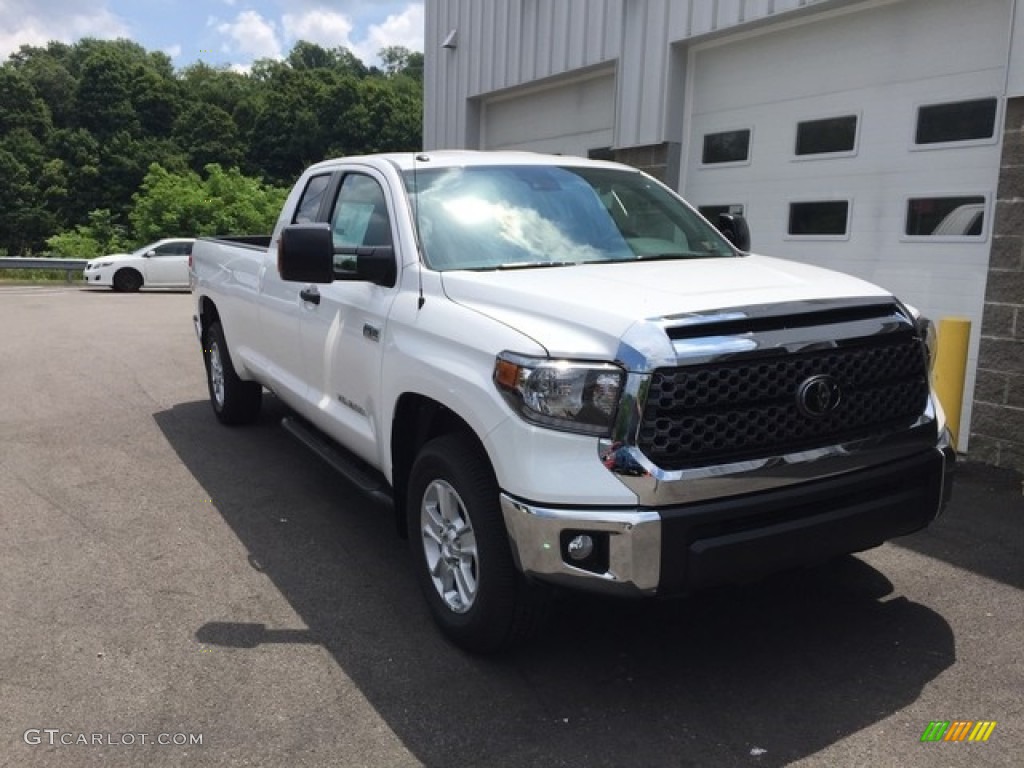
[637,334,930,470]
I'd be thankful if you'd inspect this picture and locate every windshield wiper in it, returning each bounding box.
[493,260,584,270]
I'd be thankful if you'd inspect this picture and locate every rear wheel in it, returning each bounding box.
[407,434,547,653]
[112,268,143,292]
[202,321,262,425]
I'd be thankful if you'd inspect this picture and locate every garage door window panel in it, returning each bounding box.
[913,98,998,147]
[904,195,986,239]
[787,201,850,239]
[701,128,752,166]
[794,114,859,157]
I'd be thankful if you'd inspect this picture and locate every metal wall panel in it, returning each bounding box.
[481,71,616,155]
[1009,0,1024,97]
[425,0,624,149]
[426,0,1022,148]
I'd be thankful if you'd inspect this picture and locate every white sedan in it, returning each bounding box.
[83,238,195,292]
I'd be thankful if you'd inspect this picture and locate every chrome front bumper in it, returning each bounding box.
[500,495,662,596]
[501,438,954,597]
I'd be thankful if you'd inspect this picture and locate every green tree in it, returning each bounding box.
[129,163,287,241]
[45,128,102,225]
[379,46,423,80]
[131,64,181,137]
[0,67,52,135]
[46,208,130,257]
[179,61,255,116]
[173,102,242,172]
[0,36,423,253]
[0,130,56,254]
[348,78,422,153]
[75,46,140,138]
[6,45,76,127]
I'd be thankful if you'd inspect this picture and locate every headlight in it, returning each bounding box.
[494,353,624,436]
[905,304,937,372]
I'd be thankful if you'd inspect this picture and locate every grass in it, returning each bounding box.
[0,269,82,283]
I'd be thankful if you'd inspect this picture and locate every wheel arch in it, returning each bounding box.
[390,393,492,539]
[113,266,144,291]
[197,295,221,340]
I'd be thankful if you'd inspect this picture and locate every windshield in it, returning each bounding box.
[402,165,736,271]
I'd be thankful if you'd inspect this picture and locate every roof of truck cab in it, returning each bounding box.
[303,150,634,174]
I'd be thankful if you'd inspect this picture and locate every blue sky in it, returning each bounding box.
[0,0,424,70]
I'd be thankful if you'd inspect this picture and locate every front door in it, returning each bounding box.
[299,169,401,465]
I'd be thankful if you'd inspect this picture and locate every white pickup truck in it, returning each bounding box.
[191,150,954,653]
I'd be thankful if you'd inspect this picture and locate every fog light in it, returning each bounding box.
[566,534,594,561]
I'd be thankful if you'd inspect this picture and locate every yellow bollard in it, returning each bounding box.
[932,317,971,446]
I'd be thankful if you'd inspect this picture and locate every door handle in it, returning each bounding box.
[300,287,321,305]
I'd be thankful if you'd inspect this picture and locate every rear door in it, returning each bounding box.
[143,240,191,286]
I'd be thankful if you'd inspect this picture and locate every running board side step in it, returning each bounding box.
[281,416,393,507]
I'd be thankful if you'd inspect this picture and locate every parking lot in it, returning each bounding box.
[1,284,1021,767]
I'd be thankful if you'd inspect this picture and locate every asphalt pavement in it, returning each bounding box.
[1,285,1021,767]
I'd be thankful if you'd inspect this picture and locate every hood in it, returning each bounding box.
[440,254,892,361]
[91,253,132,263]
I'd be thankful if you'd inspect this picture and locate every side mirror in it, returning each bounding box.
[356,248,397,287]
[144,250,156,258]
[716,213,751,252]
[279,224,334,283]
[334,246,397,287]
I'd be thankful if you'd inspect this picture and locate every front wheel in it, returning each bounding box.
[202,321,262,425]
[112,268,143,292]
[407,434,547,653]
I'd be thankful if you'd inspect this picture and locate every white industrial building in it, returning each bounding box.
[424,0,1024,467]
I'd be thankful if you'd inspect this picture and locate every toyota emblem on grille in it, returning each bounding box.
[796,374,842,418]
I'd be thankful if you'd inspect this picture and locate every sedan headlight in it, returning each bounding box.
[494,353,624,435]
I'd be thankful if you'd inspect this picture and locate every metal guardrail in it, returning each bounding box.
[0,257,88,283]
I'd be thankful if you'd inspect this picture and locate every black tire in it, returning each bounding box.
[202,321,262,425]
[112,268,143,292]
[407,434,547,653]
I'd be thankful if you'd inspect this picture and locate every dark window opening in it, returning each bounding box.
[788,201,849,236]
[293,174,332,224]
[698,204,745,221]
[905,196,985,236]
[796,115,858,155]
[915,98,997,144]
[702,129,750,164]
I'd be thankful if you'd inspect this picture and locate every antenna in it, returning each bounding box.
[412,153,429,310]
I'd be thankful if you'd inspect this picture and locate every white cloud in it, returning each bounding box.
[278,3,423,66]
[164,44,182,59]
[353,3,424,64]
[216,10,282,61]
[282,9,356,51]
[0,1,130,61]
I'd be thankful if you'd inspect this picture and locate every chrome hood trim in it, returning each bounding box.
[602,296,941,506]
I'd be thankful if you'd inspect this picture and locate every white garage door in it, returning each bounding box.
[481,71,615,158]
[681,0,1008,449]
